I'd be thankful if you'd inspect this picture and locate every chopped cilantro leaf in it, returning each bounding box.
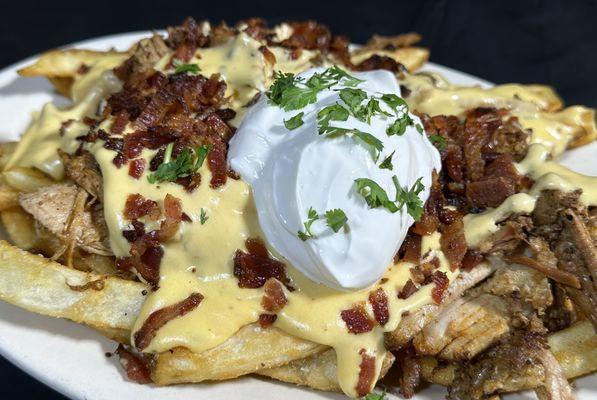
[323,65,364,87]
[267,71,303,106]
[355,97,391,123]
[338,88,367,113]
[429,134,446,150]
[387,115,414,136]
[415,123,424,134]
[200,208,209,225]
[325,209,348,232]
[380,94,407,111]
[147,143,212,184]
[284,112,305,130]
[317,104,350,130]
[173,59,200,75]
[352,131,384,161]
[379,151,395,170]
[355,175,425,219]
[354,178,398,213]
[298,207,319,241]
[393,176,425,220]
[364,391,388,400]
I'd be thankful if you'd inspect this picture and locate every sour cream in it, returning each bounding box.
[229,68,441,289]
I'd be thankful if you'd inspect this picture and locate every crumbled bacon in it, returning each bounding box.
[279,21,332,50]
[206,139,228,188]
[233,250,292,289]
[258,313,277,327]
[398,279,418,299]
[440,217,467,270]
[466,176,516,208]
[394,346,421,398]
[355,55,404,72]
[430,271,449,304]
[111,110,130,134]
[369,288,389,326]
[118,230,163,290]
[128,159,145,179]
[124,194,160,220]
[59,119,74,136]
[356,349,376,397]
[122,220,146,242]
[159,194,183,241]
[341,304,375,334]
[396,234,421,264]
[245,237,269,258]
[134,292,204,350]
[259,45,276,66]
[115,345,152,384]
[461,249,484,271]
[262,278,287,312]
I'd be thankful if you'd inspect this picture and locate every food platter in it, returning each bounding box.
[0,31,595,400]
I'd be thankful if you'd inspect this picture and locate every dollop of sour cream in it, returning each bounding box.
[229,68,441,290]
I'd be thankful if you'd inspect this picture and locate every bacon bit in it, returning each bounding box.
[66,278,105,292]
[137,245,163,290]
[341,304,375,334]
[207,140,228,188]
[506,254,581,289]
[115,345,152,384]
[395,346,421,398]
[245,237,269,258]
[355,54,403,72]
[122,220,146,242]
[128,159,146,179]
[259,45,277,66]
[279,21,332,50]
[462,249,484,271]
[124,194,160,220]
[412,213,440,236]
[369,288,389,326]
[430,271,449,304]
[355,349,376,397]
[262,278,288,312]
[233,250,292,290]
[396,234,421,264]
[440,217,467,271]
[159,194,182,241]
[111,110,130,134]
[134,292,204,350]
[181,212,192,223]
[205,113,233,142]
[258,313,277,328]
[77,64,90,74]
[59,119,75,136]
[398,279,419,299]
[466,176,516,208]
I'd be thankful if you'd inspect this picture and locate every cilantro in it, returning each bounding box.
[379,151,395,170]
[267,71,302,106]
[352,131,384,161]
[298,207,319,241]
[323,65,364,87]
[415,123,424,134]
[393,176,425,220]
[356,98,391,123]
[364,391,388,400]
[380,94,407,111]
[317,104,350,130]
[338,88,367,113]
[200,208,208,225]
[325,209,348,232]
[429,134,446,150]
[354,178,399,213]
[284,112,305,130]
[147,143,212,184]
[173,59,200,75]
[387,114,414,136]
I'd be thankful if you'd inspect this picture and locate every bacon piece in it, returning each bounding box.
[466,176,516,208]
[261,278,287,312]
[440,217,467,270]
[207,140,228,188]
[128,158,145,179]
[59,119,74,136]
[258,313,277,328]
[395,346,421,398]
[134,292,203,350]
[122,220,145,243]
[355,54,403,72]
[396,234,422,264]
[461,249,484,271]
[159,194,182,241]
[245,237,269,258]
[233,250,291,289]
[355,349,376,397]
[111,110,130,134]
[259,45,276,67]
[279,21,332,50]
[115,345,152,384]
[369,288,389,326]
[430,271,449,304]
[398,279,419,299]
[341,304,375,334]
[124,194,160,220]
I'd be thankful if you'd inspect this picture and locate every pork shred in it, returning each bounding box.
[356,349,376,397]
[115,345,152,384]
[341,304,375,334]
[261,278,288,312]
[134,292,204,350]
[124,193,160,220]
[369,288,390,326]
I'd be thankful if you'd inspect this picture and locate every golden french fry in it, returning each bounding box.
[1,207,37,249]
[350,47,429,72]
[0,184,19,211]
[0,142,17,170]
[0,240,146,331]
[3,167,54,192]
[152,324,327,385]
[258,349,395,393]
[18,49,123,79]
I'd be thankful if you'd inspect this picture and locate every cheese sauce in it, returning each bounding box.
[5,34,597,397]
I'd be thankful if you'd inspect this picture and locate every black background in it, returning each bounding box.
[0,0,596,398]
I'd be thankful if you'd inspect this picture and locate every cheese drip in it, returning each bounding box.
[5,33,596,397]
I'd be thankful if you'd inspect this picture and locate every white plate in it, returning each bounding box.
[0,32,595,400]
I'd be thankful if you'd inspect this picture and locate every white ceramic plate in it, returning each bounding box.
[0,32,595,400]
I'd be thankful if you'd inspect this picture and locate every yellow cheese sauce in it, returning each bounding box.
[402,73,597,156]
[5,34,597,397]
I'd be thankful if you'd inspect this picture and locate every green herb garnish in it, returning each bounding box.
[355,175,425,220]
[379,151,395,170]
[386,114,414,136]
[354,178,399,213]
[364,391,388,400]
[200,208,209,225]
[298,207,320,241]
[429,134,446,150]
[393,176,425,220]
[173,59,200,75]
[325,209,348,233]
[284,112,305,130]
[147,143,211,184]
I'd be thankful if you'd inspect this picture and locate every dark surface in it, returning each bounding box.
[0,0,596,398]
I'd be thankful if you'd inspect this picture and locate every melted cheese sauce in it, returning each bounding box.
[402,73,597,156]
[5,34,597,397]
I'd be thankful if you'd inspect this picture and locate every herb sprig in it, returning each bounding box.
[173,59,201,75]
[147,143,212,184]
[298,207,348,241]
[354,175,425,220]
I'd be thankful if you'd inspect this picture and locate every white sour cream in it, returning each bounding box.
[229,68,441,290]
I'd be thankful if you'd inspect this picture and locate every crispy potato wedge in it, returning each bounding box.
[0,240,145,331]
[152,324,327,385]
[3,167,54,192]
[0,184,20,211]
[258,349,395,393]
[0,142,17,171]
[18,49,123,79]
[1,207,37,249]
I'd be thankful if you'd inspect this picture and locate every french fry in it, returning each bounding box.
[0,240,145,331]
[0,142,17,170]
[151,324,327,385]
[258,349,395,393]
[0,184,19,211]
[18,49,123,79]
[3,167,54,192]
[0,207,37,249]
